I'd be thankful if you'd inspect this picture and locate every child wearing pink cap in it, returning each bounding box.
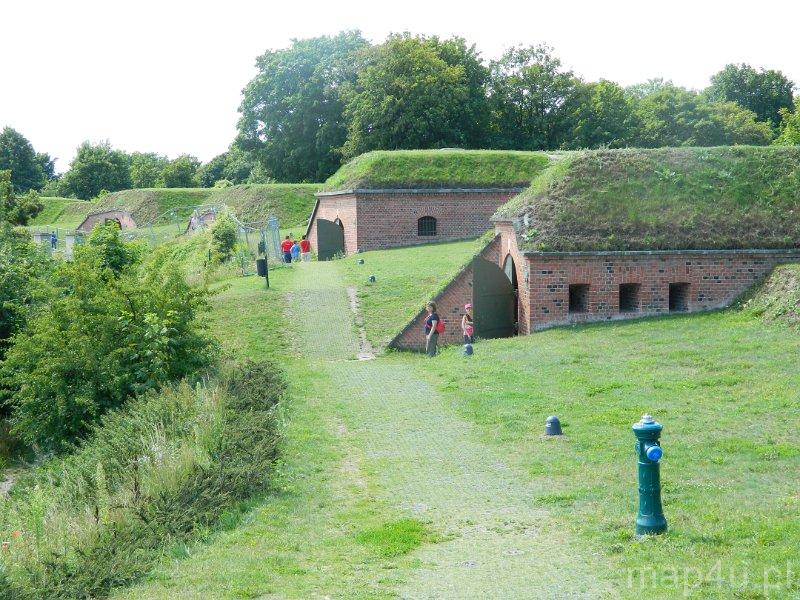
[461,303,474,343]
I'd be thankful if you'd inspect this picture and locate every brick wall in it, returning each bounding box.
[390,236,501,351]
[310,189,519,255]
[522,250,800,330]
[308,194,358,255]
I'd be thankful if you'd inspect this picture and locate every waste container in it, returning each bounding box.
[256,258,267,277]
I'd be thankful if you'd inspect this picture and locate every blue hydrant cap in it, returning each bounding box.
[646,445,663,462]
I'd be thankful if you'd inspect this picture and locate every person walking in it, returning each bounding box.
[281,236,294,263]
[50,231,58,250]
[299,235,312,262]
[461,303,474,344]
[424,301,441,357]
[290,239,301,262]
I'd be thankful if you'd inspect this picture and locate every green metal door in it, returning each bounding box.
[317,218,344,261]
[473,257,515,339]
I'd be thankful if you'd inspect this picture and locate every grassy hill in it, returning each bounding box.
[498,146,800,252]
[29,197,94,228]
[322,149,552,191]
[743,263,800,328]
[31,185,321,229]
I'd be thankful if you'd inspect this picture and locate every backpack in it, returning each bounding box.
[436,319,445,334]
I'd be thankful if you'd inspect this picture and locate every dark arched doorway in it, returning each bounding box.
[503,254,520,335]
[473,256,516,339]
[317,218,345,260]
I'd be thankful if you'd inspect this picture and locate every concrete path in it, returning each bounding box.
[288,262,615,599]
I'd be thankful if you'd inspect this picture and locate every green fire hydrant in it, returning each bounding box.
[633,414,667,535]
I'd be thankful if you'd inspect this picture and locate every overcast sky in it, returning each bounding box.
[2,0,798,172]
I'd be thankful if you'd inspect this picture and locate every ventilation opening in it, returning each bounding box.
[417,216,437,236]
[619,283,640,313]
[569,284,589,313]
[669,283,690,312]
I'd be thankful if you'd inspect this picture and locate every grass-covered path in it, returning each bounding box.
[285,263,613,597]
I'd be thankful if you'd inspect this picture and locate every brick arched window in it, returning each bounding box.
[417,216,437,236]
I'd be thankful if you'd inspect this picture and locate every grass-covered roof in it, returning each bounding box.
[497,147,800,252]
[321,149,551,191]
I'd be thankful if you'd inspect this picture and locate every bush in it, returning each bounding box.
[210,214,237,261]
[0,230,217,452]
[0,360,284,599]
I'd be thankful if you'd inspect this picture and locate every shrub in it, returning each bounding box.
[210,214,237,261]
[0,237,217,452]
[0,360,284,598]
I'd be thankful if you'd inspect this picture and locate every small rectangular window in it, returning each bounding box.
[619,283,640,313]
[569,284,589,313]
[669,283,690,312]
[417,216,437,236]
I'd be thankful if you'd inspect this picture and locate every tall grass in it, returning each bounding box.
[0,361,284,598]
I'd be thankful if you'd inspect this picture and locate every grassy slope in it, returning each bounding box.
[413,310,800,597]
[29,197,93,228]
[337,238,481,347]
[93,185,318,227]
[743,263,800,328]
[322,149,551,191]
[501,146,800,251]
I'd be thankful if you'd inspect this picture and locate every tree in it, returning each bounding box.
[60,141,132,199]
[774,99,800,145]
[35,152,56,182]
[566,80,639,149]
[0,170,43,225]
[0,127,46,192]
[341,34,473,158]
[129,152,169,188]
[707,63,794,127]
[634,84,772,147]
[196,153,228,187]
[488,44,579,150]
[159,155,200,187]
[238,31,368,182]
[0,224,52,360]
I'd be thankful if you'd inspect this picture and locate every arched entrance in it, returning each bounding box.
[472,256,516,339]
[317,218,345,260]
[503,254,520,334]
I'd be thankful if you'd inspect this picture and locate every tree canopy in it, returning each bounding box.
[0,127,47,192]
[707,63,794,127]
[59,141,132,199]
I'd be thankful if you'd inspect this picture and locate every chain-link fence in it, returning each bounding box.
[229,214,281,276]
[27,227,85,259]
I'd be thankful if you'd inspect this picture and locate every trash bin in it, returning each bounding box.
[256,258,267,277]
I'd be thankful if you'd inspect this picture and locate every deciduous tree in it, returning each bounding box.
[0,127,46,192]
[707,63,794,127]
[60,141,132,199]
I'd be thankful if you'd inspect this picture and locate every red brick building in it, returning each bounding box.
[306,188,522,259]
[390,147,800,350]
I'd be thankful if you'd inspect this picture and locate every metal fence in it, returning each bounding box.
[27,227,84,259]
[229,214,282,276]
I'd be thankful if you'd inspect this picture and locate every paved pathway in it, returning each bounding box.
[288,263,615,599]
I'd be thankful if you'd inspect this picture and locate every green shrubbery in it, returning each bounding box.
[0,224,217,451]
[210,213,237,261]
[0,360,284,599]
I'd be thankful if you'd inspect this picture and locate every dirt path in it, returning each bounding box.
[289,263,615,599]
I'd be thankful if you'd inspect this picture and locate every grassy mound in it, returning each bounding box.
[322,149,551,191]
[29,197,93,228]
[338,237,485,347]
[499,146,800,252]
[93,185,319,227]
[743,263,800,328]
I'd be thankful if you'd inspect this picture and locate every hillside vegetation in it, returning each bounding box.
[29,197,93,228]
[744,263,800,328]
[498,146,800,252]
[322,150,552,191]
[33,185,320,229]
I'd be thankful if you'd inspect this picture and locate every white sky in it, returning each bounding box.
[2,0,798,173]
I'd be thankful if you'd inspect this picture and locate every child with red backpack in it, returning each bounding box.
[424,301,444,357]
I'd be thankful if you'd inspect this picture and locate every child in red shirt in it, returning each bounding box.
[299,235,312,262]
[280,236,293,263]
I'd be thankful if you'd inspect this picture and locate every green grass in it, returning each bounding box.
[337,238,482,347]
[415,308,800,598]
[29,197,93,228]
[95,185,319,228]
[355,518,438,558]
[743,263,800,328]
[503,146,800,251]
[322,149,552,191]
